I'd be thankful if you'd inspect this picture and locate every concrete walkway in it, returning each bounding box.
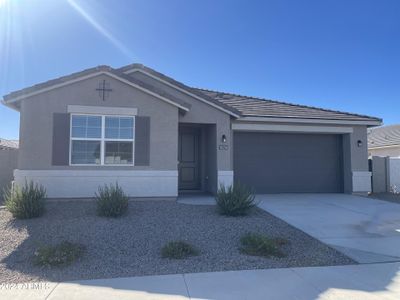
[177,194,216,205]
[2,262,399,300]
[257,194,400,263]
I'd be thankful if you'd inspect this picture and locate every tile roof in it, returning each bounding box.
[2,63,382,124]
[194,88,381,122]
[368,124,400,148]
[118,64,241,116]
[0,139,19,149]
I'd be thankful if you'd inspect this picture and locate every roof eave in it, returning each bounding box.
[235,116,382,126]
[1,98,20,112]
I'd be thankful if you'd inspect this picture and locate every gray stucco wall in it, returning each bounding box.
[0,148,18,198]
[342,134,352,193]
[205,124,217,194]
[348,126,369,172]
[18,74,179,170]
[130,71,233,171]
[342,126,370,192]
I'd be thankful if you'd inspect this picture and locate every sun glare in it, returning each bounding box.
[0,0,8,8]
[66,0,134,59]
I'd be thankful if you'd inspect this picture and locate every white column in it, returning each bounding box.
[217,171,233,188]
[352,171,372,193]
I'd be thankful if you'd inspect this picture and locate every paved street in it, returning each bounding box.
[2,262,399,300]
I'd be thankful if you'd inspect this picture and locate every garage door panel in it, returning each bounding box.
[233,132,343,193]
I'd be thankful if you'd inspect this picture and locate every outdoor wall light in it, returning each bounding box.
[222,134,227,143]
[357,140,363,147]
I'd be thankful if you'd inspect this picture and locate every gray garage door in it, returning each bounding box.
[233,132,344,193]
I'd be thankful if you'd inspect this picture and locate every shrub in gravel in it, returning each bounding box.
[215,182,256,216]
[161,241,198,259]
[95,183,128,217]
[4,181,46,219]
[33,241,85,267]
[239,233,288,258]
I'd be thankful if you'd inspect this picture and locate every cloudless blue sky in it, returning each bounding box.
[1,0,399,139]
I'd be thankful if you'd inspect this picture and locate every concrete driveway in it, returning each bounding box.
[257,194,400,263]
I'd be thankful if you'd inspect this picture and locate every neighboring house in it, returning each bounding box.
[368,124,400,158]
[0,138,18,197]
[1,64,382,198]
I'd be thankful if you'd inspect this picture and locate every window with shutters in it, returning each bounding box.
[70,114,135,165]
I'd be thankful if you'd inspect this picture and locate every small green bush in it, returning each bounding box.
[95,183,128,217]
[239,233,288,258]
[33,241,85,267]
[161,241,198,259]
[215,183,256,216]
[4,181,46,219]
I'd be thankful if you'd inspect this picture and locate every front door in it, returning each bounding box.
[178,127,201,190]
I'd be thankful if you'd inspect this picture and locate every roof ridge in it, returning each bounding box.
[194,87,381,121]
[117,63,241,116]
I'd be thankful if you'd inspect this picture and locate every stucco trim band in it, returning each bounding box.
[14,169,178,198]
[67,105,138,115]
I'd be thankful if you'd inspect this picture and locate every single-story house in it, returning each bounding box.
[1,64,382,198]
[368,124,400,158]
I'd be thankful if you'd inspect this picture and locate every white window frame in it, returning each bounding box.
[69,114,135,166]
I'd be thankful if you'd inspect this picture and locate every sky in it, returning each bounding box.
[0,0,399,139]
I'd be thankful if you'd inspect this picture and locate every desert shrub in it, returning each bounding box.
[215,183,256,216]
[95,183,128,217]
[161,241,198,259]
[239,233,288,258]
[4,181,46,219]
[33,241,85,267]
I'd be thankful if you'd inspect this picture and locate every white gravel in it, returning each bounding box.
[0,200,355,283]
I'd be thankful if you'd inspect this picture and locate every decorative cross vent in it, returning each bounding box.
[96,80,112,101]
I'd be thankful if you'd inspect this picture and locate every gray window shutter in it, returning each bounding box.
[52,113,70,166]
[135,116,150,166]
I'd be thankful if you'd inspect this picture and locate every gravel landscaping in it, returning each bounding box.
[0,200,355,283]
